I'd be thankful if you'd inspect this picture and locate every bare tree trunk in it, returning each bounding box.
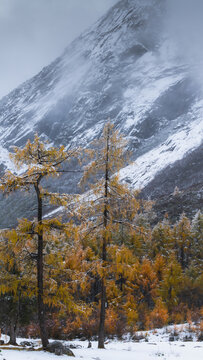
[98,126,110,349]
[9,320,17,346]
[98,277,106,348]
[98,227,107,348]
[35,180,49,349]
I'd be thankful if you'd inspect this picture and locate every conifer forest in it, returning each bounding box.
[0,124,202,349]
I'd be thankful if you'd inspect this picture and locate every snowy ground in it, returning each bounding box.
[0,325,202,360]
[1,341,202,360]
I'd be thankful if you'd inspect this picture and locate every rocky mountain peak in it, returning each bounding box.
[0,0,202,227]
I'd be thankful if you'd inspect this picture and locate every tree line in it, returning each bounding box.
[0,123,202,349]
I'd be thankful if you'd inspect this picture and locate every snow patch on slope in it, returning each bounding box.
[120,101,203,188]
[123,51,185,130]
[0,145,16,171]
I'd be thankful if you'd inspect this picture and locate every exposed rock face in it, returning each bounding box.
[20,341,34,347]
[143,145,203,221]
[152,184,203,223]
[0,0,202,226]
[46,341,75,356]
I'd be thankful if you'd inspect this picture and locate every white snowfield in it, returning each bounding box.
[1,341,202,360]
[1,325,203,360]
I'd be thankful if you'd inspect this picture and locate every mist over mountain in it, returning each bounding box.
[0,0,202,227]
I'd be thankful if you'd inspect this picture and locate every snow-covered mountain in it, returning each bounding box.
[0,0,202,226]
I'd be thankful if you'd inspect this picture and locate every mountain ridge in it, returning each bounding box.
[0,0,202,227]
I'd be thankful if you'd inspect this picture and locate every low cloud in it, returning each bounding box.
[0,0,117,98]
[166,0,203,83]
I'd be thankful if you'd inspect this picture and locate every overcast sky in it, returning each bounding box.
[0,0,117,99]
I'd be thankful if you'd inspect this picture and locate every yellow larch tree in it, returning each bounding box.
[0,135,81,348]
[0,228,35,345]
[79,122,151,348]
